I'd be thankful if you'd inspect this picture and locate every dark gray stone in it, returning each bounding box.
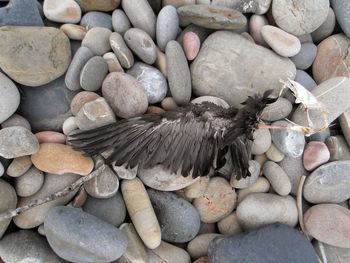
[83,191,126,227]
[19,75,79,132]
[331,0,350,38]
[0,0,43,26]
[44,206,127,263]
[80,56,108,91]
[290,43,317,70]
[208,223,319,263]
[147,189,200,243]
[80,11,112,30]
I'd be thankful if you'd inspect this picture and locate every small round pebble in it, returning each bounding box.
[148,241,191,263]
[263,161,292,196]
[60,24,87,40]
[35,131,66,144]
[109,32,134,69]
[80,11,112,30]
[251,128,271,155]
[161,97,178,110]
[112,9,131,35]
[6,156,32,178]
[80,56,108,91]
[290,42,317,70]
[191,96,229,108]
[265,143,285,162]
[62,116,78,135]
[183,31,201,60]
[14,166,44,197]
[1,114,31,130]
[0,72,20,124]
[156,5,179,51]
[81,27,112,56]
[187,233,223,259]
[303,141,330,171]
[237,177,270,203]
[43,0,81,23]
[217,212,243,235]
[103,52,124,73]
[249,14,268,46]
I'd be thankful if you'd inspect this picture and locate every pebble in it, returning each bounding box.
[84,164,119,198]
[312,34,350,84]
[127,62,168,104]
[156,5,179,51]
[148,241,191,263]
[0,126,39,159]
[208,223,319,263]
[290,42,317,70]
[217,211,243,235]
[122,0,156,39]
[292,77,350,130]
[75,0,120,12]
[148,189,200,243]
[0,72,20,124]
[147,106,165,114]
[81,27,112,56]
[80,11,112,30]
[193,256,210,263]
[184,176,210,199]
[83,191,126,226]
[272,0,329,36]
[103,52,124,73]
[303,160,350,204]
[0,179,17,238]
[109,32,134,69]
[162,0,195,8]
[80,56,108,91]
[326,135,350,161]
[314,240,350,263]
[60,24,87,40]
[44,206,127,263]
[124,28,157,64]
[0,26,70,86]
[112,162,138,180]
[13,173,80,229]
[6,156,32,178]
[249,14,268,46]
[237,177,270,203]
[231,160,261,189]
[118,223,149,263]
[183,31,201,60]
[166,40,192,106]
[62,117,78,135]
[112,9,131,35]
[161,97,178,111]
[70,91,100,116]
[138,164,199,191]
[236,193,298,230]
[72,187,87,208]
[35,131,66,144]
[121,177,161,249]
[304,204,350,248]
[187,233,222,259]
[65,46,94,91]
[331,0,350,38]
[265,143,285,162]
[193,177,236,223]
[251,128,271,155]
[191,31,295,107]
[14,166,44,197]
[294,69,317,91]
[31,143,94,175]
[261,25,301,57]
[43,0,81,23]
[0,162,3,177]
[102,72,148,118]
[177,4,247,30]
[0,230,65,263]
[311,7,336,43]
[307,128,330,143]
[303,141,330,171]
[270,120,305,158]
[1,113,31,130]
[0,0,43,26]
[263,161,292,196]
[191,96,230,108]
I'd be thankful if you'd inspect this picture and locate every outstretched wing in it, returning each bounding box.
[68,110,220,178]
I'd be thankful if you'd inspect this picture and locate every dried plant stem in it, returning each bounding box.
[297,174,311,241]
[0,165,105,222]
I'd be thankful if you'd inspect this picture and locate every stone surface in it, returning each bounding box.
[208,223,319,263]
[102,72,148,118]
[127,62,168,104]
[112,9,131,35]
[236,193,298,230]
[103,52,124,73]
[177,4,247,30]
[156,5,179,51]
[19,75,78,132]
[62,117,78,135]
[191,31,295,107]
[304,204,350,248]
[147,189,200,243]
[0,179,17,238]
[326,135,350,161]
[6,156,32,177]
[331,0,350,38]
[81,27,112,56]
[147,241,191,263]
[311,7,336,43]
[0,26,71,86]
[44,206,127,263]
[60,24,87,40]
[261,25,301,57]
[121,177,161,249]
[237,177,270,203]
[312,34,350,84]
[80,56,108,91]
[303,161,350,204]
[272,0,329,36]
[251,128,271,155]
[124,28,157,64]
[230,160,261,189]
[313,240,350,263]
[1,113,31,130]
[262,161,291,196]
[265,143,285,162]
[31,143,94,175]
[75,0,120,12]
[0,0,43,26]
[13,173,80,229]
[187,233,222,259]
[109,32,134,69]
[70,91,100,116]
[184,176,210,199]
[80,11,112,30]
[122,0,156,39]
[35,131,66,144]
[194,177,236,223]
[0,72,20,124]
[290,42,317,70]
[43,0,81,23]
[83,191,126,226]
[166,40,192,106]
[217,211,243,235]
[294,69,317,91]
[183,31,201,60]
[303,141,330,171]
[14,166,44,197]
[0,230,65,263]
[249,14,268,46]
[0,126,39,159]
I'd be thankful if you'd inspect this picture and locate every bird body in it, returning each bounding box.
[68,91,276,180]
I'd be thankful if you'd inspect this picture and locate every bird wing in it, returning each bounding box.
[68,109,220,178]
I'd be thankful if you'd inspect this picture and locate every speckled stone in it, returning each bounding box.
[0,179,17,238]
[43,0,81,23]
[184,176,210,199]
[156,5,179,51]
[290,42,317,70]
[80,56,108,91]
[112,9,131,35]
[14,166,44,197]
[263,161,291,196]
[0,72,20,124]
[81,27,112,56]
[109,32,134,69]
[80,11,112,30]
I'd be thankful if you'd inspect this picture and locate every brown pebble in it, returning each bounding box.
[60,24,87,40]
[35,131,67,144]
[161,97,178,110]
[183,31,200,60]
[70,91,100,115]
[72,187,87,208]
[303,141,330,171]
[146,106,165,114]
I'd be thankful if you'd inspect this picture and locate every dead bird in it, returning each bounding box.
[68,90,277,180]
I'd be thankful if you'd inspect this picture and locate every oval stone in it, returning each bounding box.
[187,233,222,259]
[75,0,120,12]
[0,72,20,124]
[6,156,32,178]
[80,11,112,30]
[44,206,127,263]
[263,161,291,196]
[290,42,317,70]
[112,9,131,35]
[148,241,191,263]
[14,166,44,197]
[1,113,31,130]
[251,128,271,155]
[156,5,179,51]
[43,0,81,23]
[35,131,67,144]
[109,32,134,69]
[303,141,330,171]
[60,24,87,40]
[81,27,112,56]
[31,143,94,175]
[80,56,108,91]
[183,31,201,60]
[103,52,124,73]
[217,212,243,235]
[0,179,17,238]
[70,91,100,116]
[237,177,270,203]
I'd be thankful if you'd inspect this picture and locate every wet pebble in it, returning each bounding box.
[0,179,17,238]
[14,166,44,197]
[80,11,112,30]
[156,5,179,51]
[263,161,291,196]
[217,212,243,235]
[35,131,66,144]
[183,31,201,60]
[103,52,124,73]
[70,91,100,116]
[81,27,112,56]
[60,24,87,40]
[290,42,317,70]
[43,0,81,23]
[0,72,20,124]
[303,141,330,171]
[112,9,131,35]
[251,128,271,155]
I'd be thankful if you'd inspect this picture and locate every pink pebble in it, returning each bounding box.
[303,141,330,171]
[249,14,269,46]
[183,31,200,61]
[35,131,67,144]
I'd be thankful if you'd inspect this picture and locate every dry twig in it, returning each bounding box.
[297,174,311,241]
